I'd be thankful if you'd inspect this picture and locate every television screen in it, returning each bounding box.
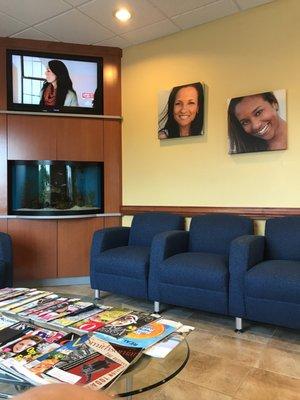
[6,49,103,115]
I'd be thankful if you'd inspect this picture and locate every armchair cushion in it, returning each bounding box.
[188,214,253,255]
[128,213,184,247]
[265,216,300,261]
[245,260,300,304]
[159,252,228,292]
[92,246,149,279]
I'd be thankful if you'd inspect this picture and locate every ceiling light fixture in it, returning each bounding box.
[114,8,131,22]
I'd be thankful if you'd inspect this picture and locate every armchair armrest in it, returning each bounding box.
[90,227,130,259]
[148,230,189,300]
[229,235,265,317]
[0,233,13,288]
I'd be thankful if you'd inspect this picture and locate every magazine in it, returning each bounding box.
[25,334,88,376]
[70,307,132,333]
[11,294,59,315]
[0,314,18,330]
[95,319,182,349]
[45,336,129,390]
[19,297,71,317]
[33,300,95,322]
[96,311,160,338]
[50,306,108,328]
[0,291,52,311]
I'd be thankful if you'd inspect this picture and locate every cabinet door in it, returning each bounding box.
[8,219,57,280]
[56,118,104,161]
[0,115,7,213]
[57,218,104,277]
[7,115,57,160]
[104,120,121,213]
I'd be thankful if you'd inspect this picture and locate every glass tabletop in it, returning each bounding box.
[0,292,190,398]
[107,338,190,397]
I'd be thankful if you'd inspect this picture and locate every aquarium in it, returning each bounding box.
[8,160,104,216]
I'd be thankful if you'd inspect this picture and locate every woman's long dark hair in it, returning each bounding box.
[40,60,77,108]
[228,92,279,154]
[159,82,204,138]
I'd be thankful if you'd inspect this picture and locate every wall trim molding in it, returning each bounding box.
[121,206,300,219]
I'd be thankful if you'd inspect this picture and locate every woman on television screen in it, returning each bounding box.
[40,59,78,109]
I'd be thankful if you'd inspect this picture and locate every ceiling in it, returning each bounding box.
[0,0,274,49]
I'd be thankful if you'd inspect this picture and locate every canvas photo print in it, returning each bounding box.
[228,89,287,154]
[158,82,204,140]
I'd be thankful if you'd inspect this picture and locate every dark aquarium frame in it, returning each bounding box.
[8,160,104,216]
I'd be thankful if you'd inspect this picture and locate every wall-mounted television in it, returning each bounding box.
[6,49,103,115]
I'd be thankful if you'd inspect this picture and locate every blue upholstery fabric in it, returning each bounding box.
[265,216,300,260]
[230,216,300,330]
[188,214,253,255]
[159,253,228,291]
[245,260,300,303]
[128,212,184,246]
[90,212,184,300]
[229,235,265,317]
[0,233,13,288]
[148,214,253,315]
[92,246,149,279]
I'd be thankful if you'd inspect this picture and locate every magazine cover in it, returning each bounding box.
[3,291,53,311]
[96,311,159,338]
[0,288,31,303]
[20,297,69,317]
[95,319,181,349]
[0,289,41,308]
[12,294,59,314]
[0,314,18,330]
[33,301,95,322]
[71,307,132,333]
[51,306,108,328]
[46,352,125,389]
[26,334,88,376]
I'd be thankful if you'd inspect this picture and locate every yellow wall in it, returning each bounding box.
[122,0,300,213]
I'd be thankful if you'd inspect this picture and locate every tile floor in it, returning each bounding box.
[42,285,300,400]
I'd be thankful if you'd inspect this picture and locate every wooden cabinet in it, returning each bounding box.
[57,218,104,277]
[0,37,122,281]
[8,219,57,280]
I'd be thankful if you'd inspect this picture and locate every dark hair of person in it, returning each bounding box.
[159,82,204,138]
[40,60,77,108]
[228,92,279,154]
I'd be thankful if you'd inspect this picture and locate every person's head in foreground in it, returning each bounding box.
[14,383,113,400]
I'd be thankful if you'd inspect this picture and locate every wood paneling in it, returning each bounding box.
[104,217,121,228]
[0,46,6,110]
[104,120,122,213]
[121,205,300,219]
[0,220,7,233]
[8,115,57,160]
[8,219,57,280]
[103,56,122,116]
[0,37,122,58]
[57,218,104,277]
[0,115,7,213]
[56,118,104,161]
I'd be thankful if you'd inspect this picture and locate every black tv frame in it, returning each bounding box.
[6,49,103,116]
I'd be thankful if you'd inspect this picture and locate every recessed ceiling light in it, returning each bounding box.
[114,8,131,22]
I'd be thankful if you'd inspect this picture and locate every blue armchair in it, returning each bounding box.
[0,233,13,288]
[230,216,300,331]
[90,212,184,300]
[149,214,253,314]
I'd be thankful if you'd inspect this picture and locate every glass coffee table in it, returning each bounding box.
[107,337,189,398]
[0,294,190,399]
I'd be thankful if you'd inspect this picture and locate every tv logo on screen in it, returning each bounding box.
[82,92,94,99]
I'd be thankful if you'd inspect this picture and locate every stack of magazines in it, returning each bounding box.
[0,287,193,391]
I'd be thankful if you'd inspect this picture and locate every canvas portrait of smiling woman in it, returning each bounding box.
[158,82,204,140]
[228,89,287,154]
